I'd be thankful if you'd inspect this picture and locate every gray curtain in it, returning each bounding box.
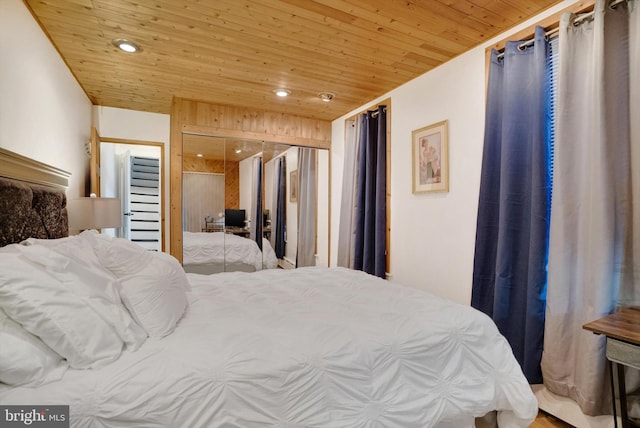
[337,118,360,268]
[542,0,636,415]
[627,0,640,306]
[182,172,224,232]
[250,156,263,250]
[296,148,317,267]
[353,105,387,278]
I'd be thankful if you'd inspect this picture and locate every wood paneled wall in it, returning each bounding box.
[170,97,332,261]
[182,157,225,173]
[182,156,240,209]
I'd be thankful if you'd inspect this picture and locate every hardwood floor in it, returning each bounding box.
[531,411,575,427]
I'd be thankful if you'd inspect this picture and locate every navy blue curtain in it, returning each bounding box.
[353,105,387,278]
[274,157,286,259]
[471,27,552,384]
[253,157,263,251]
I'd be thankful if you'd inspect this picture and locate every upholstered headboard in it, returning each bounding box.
[0,148,71,247]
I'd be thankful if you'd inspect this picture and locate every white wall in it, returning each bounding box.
[0,0,92,198]
[239,156,253,223]
[330,0,582,305]
[93,106,171,250]
[100,143,118,199]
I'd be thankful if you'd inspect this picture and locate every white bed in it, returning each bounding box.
[0,237,537,428]
[183,231,278,274]
[0,165,537,428]
[0,254,537,427]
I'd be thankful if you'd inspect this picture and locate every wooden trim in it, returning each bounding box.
[170,97,185,262]
[484,0,595,91]
[182,125,331,150]
[90,127,100,196]
[98,136,167,147]
[98,137,167,253]
[0,147,70,189]
[315,152,318,256]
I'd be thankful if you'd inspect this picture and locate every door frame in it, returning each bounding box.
[91,129,166,252]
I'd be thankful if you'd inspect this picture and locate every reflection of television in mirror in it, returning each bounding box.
[225,209,246,228]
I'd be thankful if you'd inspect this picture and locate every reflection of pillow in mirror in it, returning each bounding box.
[0,308,68,386]
[262,238,278,269]
[0,245,124,369]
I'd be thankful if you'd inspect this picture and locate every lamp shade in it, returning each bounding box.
[67,197,122,230]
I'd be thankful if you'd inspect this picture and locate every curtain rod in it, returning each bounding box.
[495,25,561,60]
[348,110,383,120]
[370,106,387,118]
[495,0,626,61]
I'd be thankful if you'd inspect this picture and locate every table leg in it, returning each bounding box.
[617,363,629,428]
[610,360,618,428]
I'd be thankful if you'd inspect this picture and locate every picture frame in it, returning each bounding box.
[290,170,298,202]
[412,120,449,194]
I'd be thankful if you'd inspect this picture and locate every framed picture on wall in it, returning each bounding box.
[290,170,298,202]
[412,120,449,194]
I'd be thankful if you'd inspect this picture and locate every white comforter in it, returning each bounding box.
[183,231,278,270]
[0,267,537,427]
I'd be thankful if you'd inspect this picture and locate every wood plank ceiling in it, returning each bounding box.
[26,0,561,121]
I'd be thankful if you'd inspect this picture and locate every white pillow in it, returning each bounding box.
[118,274,187,338]
[0,308,68,386]
[77,229,114,253]
[23,233,108,274]
[0,245,124,369]
[18,244,148,351]
[21,235,76,247]
[153,251,191,291]
[96,237,190,291]
[91,238,189,337]
[94,237,153,278]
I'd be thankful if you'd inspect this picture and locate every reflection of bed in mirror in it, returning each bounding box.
[181,133,330,272]
[182,231,278,274]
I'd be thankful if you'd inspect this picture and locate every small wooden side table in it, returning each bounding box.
[583,307,640,428]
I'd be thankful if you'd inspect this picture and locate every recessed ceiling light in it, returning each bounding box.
[196,153,203,158]
[273,89,291,97]
[318,92,335,102]
[111,38,141,53]
[235,148,242,154]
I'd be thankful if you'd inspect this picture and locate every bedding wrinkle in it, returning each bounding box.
[0,246,124,369]
[17,242,148,350]
[1,267,537,427]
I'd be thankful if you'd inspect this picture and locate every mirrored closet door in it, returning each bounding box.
[181,134,329,273]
